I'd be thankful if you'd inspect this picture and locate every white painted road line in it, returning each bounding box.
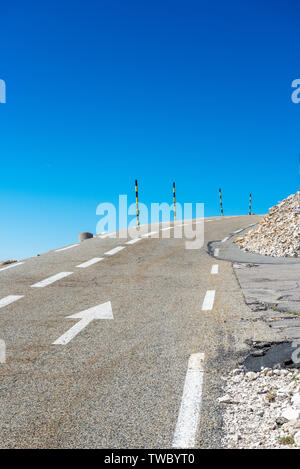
[31,272,73,288]
[201,290,215,310]
[221,236,229,243]
[76,258,104,268]
[53,301,114,345]
[104,246,125,256]
[172,353,205,448]
[141,231,158,238]
[126,238,142,245]
[233,228,243,234]
[0,295,24,309]
[214,248,219,256]
[161,227,172,231]
[55,244,79,252]
[211,264,219,274]
[0,262,25,272]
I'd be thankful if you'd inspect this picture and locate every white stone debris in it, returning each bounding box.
[236,190,300,257]
[221,366,300,448]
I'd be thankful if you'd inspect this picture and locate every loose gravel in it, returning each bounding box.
[221,366,300,448]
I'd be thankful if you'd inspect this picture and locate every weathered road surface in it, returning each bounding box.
[0,215,272,449]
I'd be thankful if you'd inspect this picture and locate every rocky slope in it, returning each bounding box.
[221,366,300,449]
[236,190,300,257]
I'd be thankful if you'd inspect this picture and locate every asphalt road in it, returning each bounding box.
[0,215,273,449]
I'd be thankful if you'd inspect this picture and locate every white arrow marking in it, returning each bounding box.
[53,301,113,345]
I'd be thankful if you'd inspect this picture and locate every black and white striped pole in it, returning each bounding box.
[249,193,252,215]
[219,188,224,216]
[135,179,140,228]
[173,182,176,221]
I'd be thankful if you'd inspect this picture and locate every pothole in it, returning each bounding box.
[243,341,300,372]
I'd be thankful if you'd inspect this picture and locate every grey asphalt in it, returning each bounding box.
[0,215,277,449]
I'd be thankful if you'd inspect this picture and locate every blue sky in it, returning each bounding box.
[0,0,299,260]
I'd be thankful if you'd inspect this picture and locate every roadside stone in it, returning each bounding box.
[276,417,288,426]
[294,431,300,446]
[291,393,300,409]
[245,371,258,381]
[282,420,300,436]
[281,406,300,421]
[218,394,235,404]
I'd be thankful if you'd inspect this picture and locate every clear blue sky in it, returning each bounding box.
[0,0,299,260]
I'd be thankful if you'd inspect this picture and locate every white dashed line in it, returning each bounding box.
[76,258,104,268]
[141,231,158,238]
[0,295,24,308]
[126,238,142,245]
[172,353,205,448]
[211,264,219,275]
[0,262,25,272]
[214,248,219,256]
[31,272,73,288]
[201,290,215,310]
[104,246,125,256]
[221,236,229,243]
[55,244,79,252]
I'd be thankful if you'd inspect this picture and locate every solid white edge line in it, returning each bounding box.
[201,290,215,311]
[31,272,73,288]
[0,295,24,308]
[221,236,229,243]
[172,353,205,448]
[211,264,219,274]
[0,262,25,272]
[234,228,243,234]
[76,258,104,268]
[104,246,125,256]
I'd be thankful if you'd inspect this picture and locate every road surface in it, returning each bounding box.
[0,215,269,448]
